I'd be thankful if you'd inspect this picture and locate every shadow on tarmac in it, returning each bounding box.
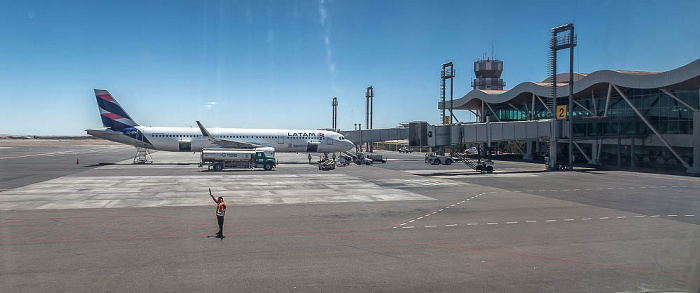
[414,169,550,177]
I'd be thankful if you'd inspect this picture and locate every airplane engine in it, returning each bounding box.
[191,140,212,152]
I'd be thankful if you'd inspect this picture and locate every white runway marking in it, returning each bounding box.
[505,185,696,195]
[0,146,124,160]
[396,212,695,231]
[0,173,434,210]
[388,192,489,228]
[381,179,466,187]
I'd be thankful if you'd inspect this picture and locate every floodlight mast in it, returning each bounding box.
[548,22,576,170]
[365,86,374,152]
[440,62,456,125]
[332,97,338,130]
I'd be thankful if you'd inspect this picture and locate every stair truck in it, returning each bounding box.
[425,151,494,173]
[200,147,277,171]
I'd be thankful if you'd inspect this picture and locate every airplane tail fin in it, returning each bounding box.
[94,89,138,130]
[196,121,212,137]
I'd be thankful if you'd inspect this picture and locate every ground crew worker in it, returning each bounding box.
[332,153,336,160]
[210,192,226,237]
[308,153,312,164]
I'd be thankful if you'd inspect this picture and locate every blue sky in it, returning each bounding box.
[1,0,698,136]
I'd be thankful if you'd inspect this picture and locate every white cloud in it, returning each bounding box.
[319,0,327,25]
[319,0,335,74]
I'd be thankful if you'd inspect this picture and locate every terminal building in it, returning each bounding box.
[445,58,700,173]
[343,58,700,174]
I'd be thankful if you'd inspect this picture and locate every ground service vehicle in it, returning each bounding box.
[426,152,494,173]
[399,146,412,153]
[318,159,336,170]
[200,147,276,171]
[347,152,373,165]
[366,153,387,163]
[424,153,453,165]
[336,156,351,167]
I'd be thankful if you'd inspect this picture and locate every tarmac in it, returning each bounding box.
[0,140,699,292]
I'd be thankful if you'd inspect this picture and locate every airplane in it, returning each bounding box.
[86,89,355,154]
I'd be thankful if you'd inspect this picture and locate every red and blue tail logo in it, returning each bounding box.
[94,89,138,130]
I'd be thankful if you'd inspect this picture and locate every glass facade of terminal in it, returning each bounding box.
[481,87,698,169]
[484,88,699,137]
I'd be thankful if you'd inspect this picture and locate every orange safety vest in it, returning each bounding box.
[216,202,226,217]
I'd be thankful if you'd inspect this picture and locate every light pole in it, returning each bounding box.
[359,123,363,152]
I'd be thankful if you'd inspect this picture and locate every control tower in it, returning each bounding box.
[472,57,505,90]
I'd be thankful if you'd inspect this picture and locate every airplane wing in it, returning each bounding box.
[196,121,260,149]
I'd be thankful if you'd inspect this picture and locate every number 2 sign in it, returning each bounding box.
[556,105,567,120]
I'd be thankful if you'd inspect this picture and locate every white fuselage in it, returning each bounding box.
[87,126,354,153]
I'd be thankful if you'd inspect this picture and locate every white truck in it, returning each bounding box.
[200,147,277,171]
[424,153,453,165]
[366,153,387,163]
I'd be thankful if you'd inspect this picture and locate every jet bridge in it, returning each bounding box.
[342,120,563,147]
[341,119,566,169]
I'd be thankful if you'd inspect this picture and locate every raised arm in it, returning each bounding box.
[209,189,217,203]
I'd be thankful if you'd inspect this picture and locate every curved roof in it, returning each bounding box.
[441,58,700,110]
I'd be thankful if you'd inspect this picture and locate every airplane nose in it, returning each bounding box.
[346,141,355,150]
